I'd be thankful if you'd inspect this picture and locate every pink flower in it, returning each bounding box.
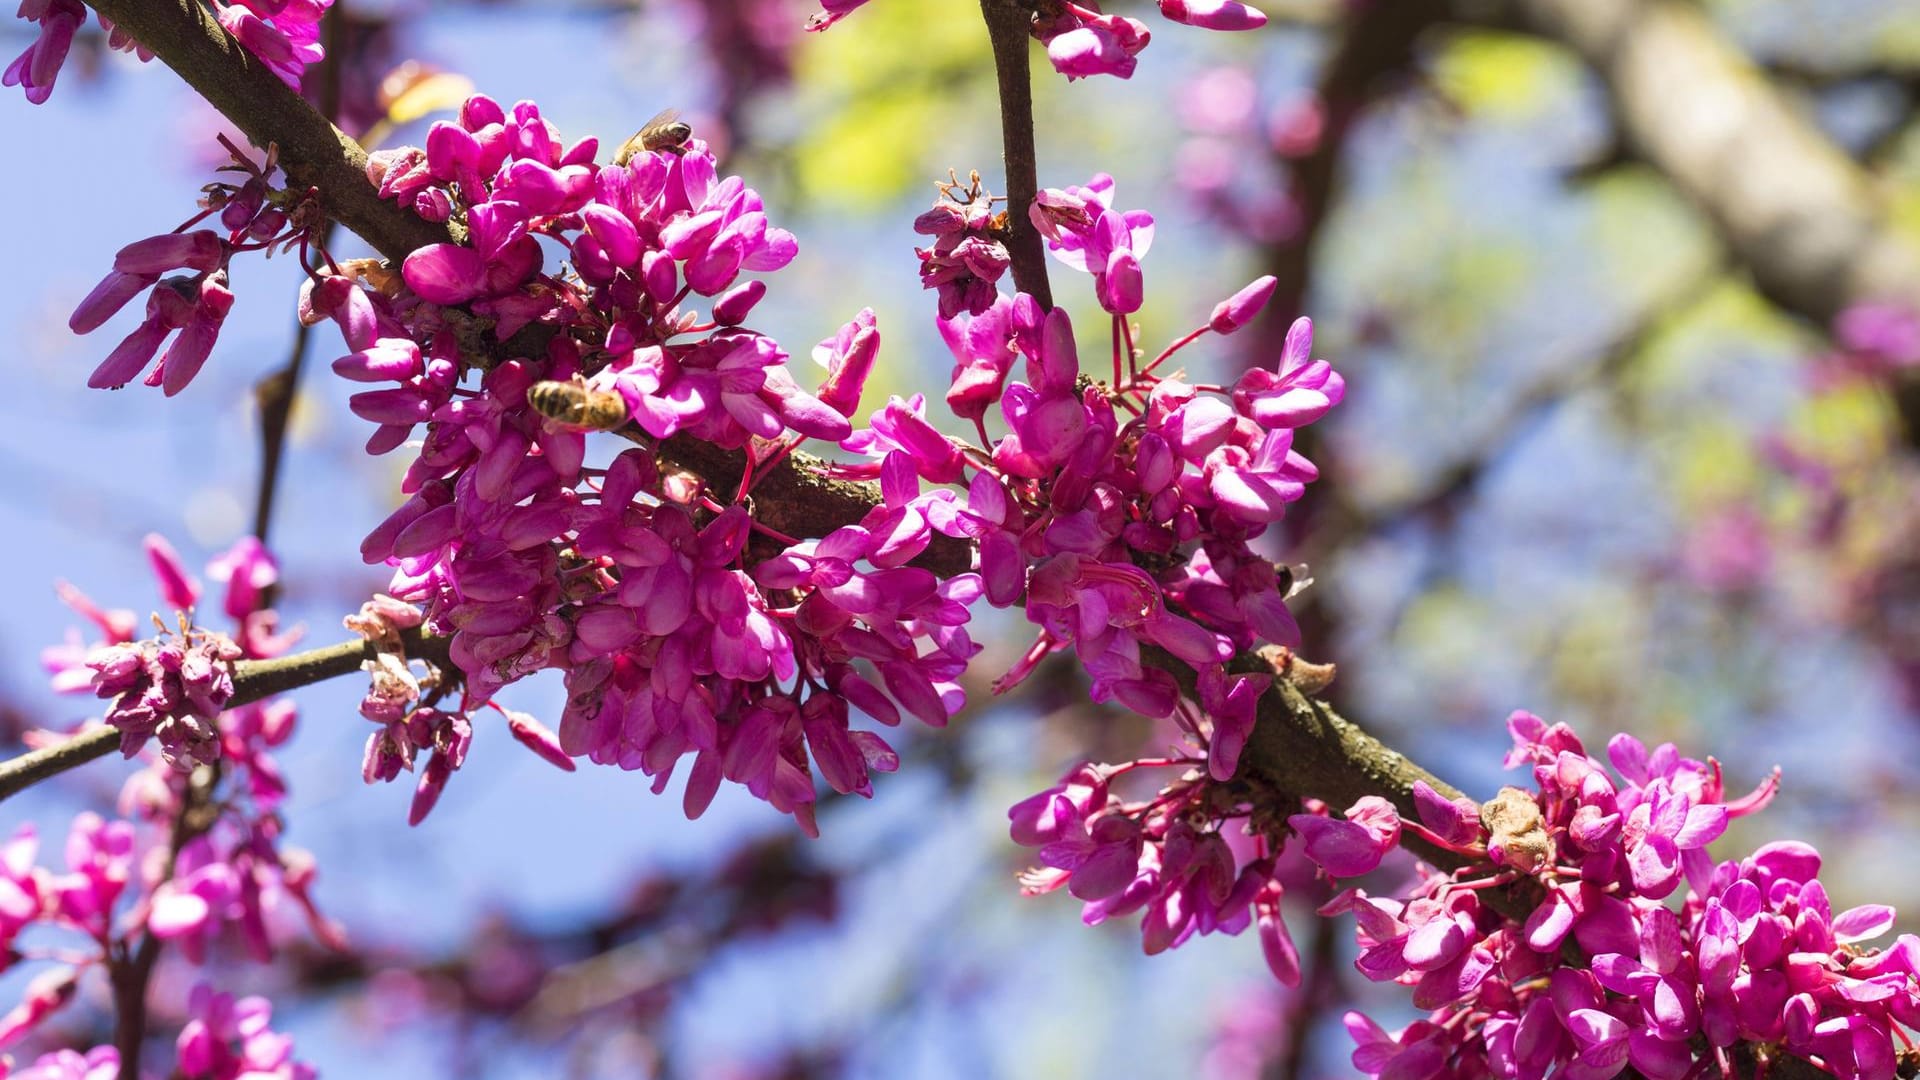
[3,0,86,104]
[1031,175,1156,313]
[0,826,44,949]
[1158,0,1267,31]
[804,0,872,30]
[176,983,316,1080]
[0,968,78,1049]
[1209,275,1278,334]
[940,294,1018,423]
[1289,796,1402,877]
[147,837,243,962]
[813,308,881,419]
[144,533,202,612]
[1041,11,1151,80]
[215,0,334,88]
[49,812,133,937]
[1230,316,1345,429]
[10,1045,119,1080]
[207,536,280,621]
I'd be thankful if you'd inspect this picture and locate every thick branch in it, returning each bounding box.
[656,436,971,577]
[1504,0,1920,327]
[1468,0,1920,444]
[0,628,448,804]
[82,0,457,262]
[978,0,1052,309]
[1264,0,1443,328]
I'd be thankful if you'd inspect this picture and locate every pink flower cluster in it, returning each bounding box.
[70,140,319,397]
[6,0,329,103]
[0,769,332,1058]
[175,984,316,1080]
[1031,173,1154,314]
[1313,712,1919,1080]
[1010,741,1310,987]
[7,1045,120,1080]
[17,539,336,1070]
[320,95,976,833]
[940,163,1346,972]
[916,170,1339,717]
[0,982,313,1079]
[806,0,1268,80]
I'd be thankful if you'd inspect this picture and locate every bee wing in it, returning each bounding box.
[614,109,685,165]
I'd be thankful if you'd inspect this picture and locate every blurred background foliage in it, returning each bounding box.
[5,0,1920,1076]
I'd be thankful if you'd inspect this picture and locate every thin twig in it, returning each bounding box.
[977,0,1052,310]
[0,628,448,805]
[110,761,218,1080]
[250,326,310,547]
[252,8,347,548]
[1270,913,1339,1080]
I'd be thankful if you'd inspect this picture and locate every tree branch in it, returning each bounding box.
[1428,0,1920,447]
[82,0,457,262]
[654,436,971,578]
[0,627,449,804]
[978,0,1052,309]
[111,760,217,1080]
[1263,0,1444,327]
[1500,0,1920,366]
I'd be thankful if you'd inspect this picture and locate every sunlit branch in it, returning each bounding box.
[1499,0,1920,442]
[977,0,1053,310]
[82,0,456,262]
[0,628,448,805]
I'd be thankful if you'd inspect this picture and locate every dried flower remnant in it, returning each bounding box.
[916,171,1013,320]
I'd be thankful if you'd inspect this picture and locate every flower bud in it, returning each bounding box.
[1208,275,1277,334]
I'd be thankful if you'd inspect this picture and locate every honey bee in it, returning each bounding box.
[612,108,693,166]
[526,378,630,431]
[334,257,405,298]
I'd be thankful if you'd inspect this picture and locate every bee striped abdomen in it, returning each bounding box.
[527,380,630,431]
[612,108,694,166]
